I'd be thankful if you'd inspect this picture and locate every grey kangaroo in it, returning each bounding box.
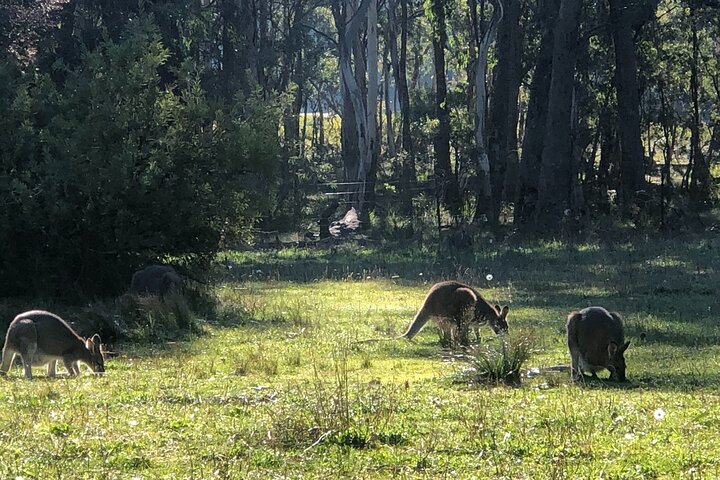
[401,281,509,346]
[0,310,105,379]
[566,306,630,382]
[130,265,183,298]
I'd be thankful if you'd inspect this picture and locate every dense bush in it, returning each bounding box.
[0,19,278,297]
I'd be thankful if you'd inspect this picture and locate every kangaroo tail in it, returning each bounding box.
[0,348,15,375]
[400,306,431,340]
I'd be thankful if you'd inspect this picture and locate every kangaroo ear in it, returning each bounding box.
[494,304,501,313]
[620,340,630,352]
[608,342,618,357]
[500,306,509,318]
[86,335,100,353]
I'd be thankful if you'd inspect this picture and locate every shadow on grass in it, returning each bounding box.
[574,372,720,392]
[625,324,720,348]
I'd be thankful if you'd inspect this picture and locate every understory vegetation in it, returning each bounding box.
[1,237,720,478]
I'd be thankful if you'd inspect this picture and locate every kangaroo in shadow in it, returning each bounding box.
[0,310,105,379]
[401,281,509,347]
[567,306,630,382]
[130,265,183,299]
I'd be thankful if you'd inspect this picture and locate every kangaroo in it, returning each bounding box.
[0,310,105,379]
[401,281,509,347]
[566,306,630,382]
[130,265,183,298]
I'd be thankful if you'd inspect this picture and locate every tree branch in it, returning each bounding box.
[302,23,338,47]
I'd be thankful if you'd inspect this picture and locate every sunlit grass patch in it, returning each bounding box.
[3,238,720,477]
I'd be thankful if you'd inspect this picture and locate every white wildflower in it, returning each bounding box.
[653,408,666,420]
[486,274,493,281]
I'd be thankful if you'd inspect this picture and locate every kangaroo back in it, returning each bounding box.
[400,282,473,339]
[130,265,183,297]
[401,281,509,343]
[567,306,629,381]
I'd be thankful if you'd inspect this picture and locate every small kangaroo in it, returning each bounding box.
[0,310,105,379]
[566,306,630,382]
[401,281,509,346]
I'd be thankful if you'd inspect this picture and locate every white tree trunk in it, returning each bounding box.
[335,0,372,212]
[474,0,503,218]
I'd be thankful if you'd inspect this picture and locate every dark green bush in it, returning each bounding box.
[0,19,278,297]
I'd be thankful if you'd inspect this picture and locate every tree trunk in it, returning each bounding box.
[383,47,396,158]
[275,0,305,221]
[609,0,646,212]
[689,4,709,204]
[471,0,503,223]
[658,79,675,228]
[487,0,521,223]
[238,0,258,95]
[514,0,560,224]
[534,0,583,228]
[388,0,415,213]
[361,0,379,215]
[431,0,460,215]
[333,0,372,207]
[430,0,461,215]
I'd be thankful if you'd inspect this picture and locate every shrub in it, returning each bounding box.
[0,18,279,298]
[460,334,535,385]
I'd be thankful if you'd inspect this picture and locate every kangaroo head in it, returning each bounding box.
[606,340,630,382]
[489,305,510,334]
[84,334,106,374]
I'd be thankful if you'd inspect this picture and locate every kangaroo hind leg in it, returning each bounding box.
[452,288,476,347]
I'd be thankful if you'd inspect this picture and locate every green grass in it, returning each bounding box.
[3,237,720,478]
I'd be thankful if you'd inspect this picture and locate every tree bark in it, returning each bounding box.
[609,0,646,211]
[534,0,583,228]
[689,3,709,204]
[430,0,461,215]
[514,0,560,224]
[488,0,521,223]
[388,0,415,213]
[361,0,379,215]
[471,0,503,223]
[383,50,396,158]
[332,0,372,209]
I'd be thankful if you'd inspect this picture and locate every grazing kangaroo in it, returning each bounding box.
[0,310,105,379]
[401,281,509,347]
[130,265,183,298]
[566,306,630,382]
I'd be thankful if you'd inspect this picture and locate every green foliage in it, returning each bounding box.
[0,18,279,297]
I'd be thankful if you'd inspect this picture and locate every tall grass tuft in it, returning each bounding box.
[461,334,535,385]
[118,292,197,342]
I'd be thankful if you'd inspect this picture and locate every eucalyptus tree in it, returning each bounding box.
[534,0,583,228]
[468,0,503,222]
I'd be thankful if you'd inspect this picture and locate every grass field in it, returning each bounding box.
[2,237,720,478]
